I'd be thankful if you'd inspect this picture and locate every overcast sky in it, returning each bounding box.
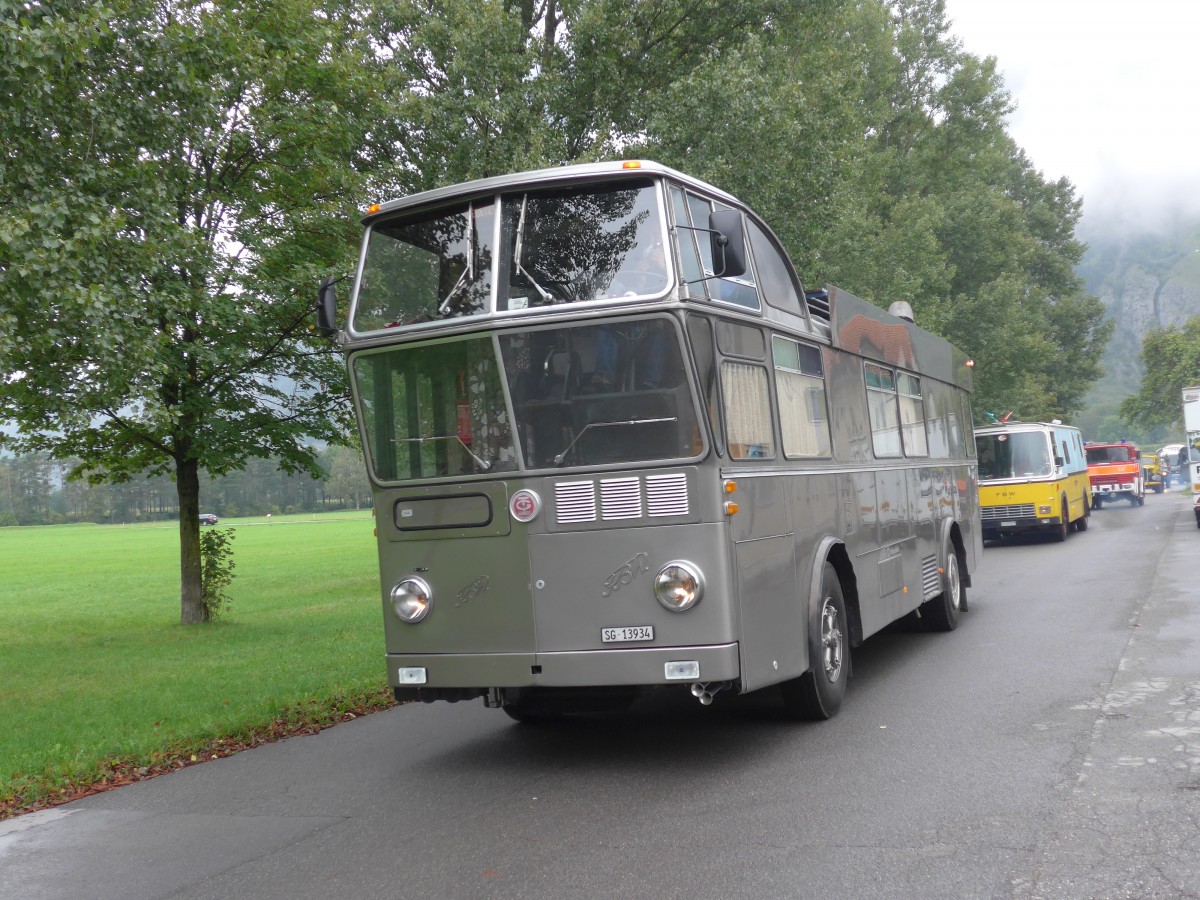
[943,0,1200,226]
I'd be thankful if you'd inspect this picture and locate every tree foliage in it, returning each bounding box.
[1120,318,1200,429]
[3,0,1114,621]
[1,0,390,621]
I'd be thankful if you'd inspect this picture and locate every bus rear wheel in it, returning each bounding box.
[781,563,849,721]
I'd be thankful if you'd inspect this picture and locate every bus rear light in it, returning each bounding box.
[723,479,737,493]
[391,577,432,623]
[654,561,703,612]
[724,501,739,515]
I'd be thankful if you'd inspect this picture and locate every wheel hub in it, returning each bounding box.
[820,598,844,682]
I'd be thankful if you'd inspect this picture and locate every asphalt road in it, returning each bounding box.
[3,490,1199,899]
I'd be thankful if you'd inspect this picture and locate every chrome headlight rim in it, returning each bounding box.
[391,576,432,624]
[653,560,704,612]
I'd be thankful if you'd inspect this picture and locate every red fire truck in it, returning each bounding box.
[1085,441,1145,508]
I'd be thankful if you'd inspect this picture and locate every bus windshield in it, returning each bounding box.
[351,318,700,481]
[351,179,669,332]
[1086,445,1137,464]
[976,431,1053,480]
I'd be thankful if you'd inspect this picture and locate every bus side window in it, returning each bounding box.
[748,220,803,318]
[671,186,706,298]
[720,361,775,460]
[865,363,902,458]
[772,335,831,458]
[687,314,724,456]
[897,372,928,457]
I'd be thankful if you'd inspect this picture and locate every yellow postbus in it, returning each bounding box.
[974,420,1090,542]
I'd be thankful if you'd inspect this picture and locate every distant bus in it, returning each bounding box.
[975,421,1089,541]
[318,160,981,721]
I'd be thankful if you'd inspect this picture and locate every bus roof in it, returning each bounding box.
[975,421,1080,433]
[362,160,742,225]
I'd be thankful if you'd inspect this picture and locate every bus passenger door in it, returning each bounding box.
[728,473,804,692]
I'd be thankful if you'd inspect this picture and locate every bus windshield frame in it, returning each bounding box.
[976,429,1055,480]
[349,178,672,335]
[349,315,703,483]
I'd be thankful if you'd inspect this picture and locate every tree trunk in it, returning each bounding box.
[176,457,206,624]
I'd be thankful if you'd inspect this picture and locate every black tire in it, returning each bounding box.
[1075,496,1089,531]
[780,563,849,720]
[1093,496,1102,509]
[1136,492,1145,507]
[1051,500,1069,542]
[921,544,963,632]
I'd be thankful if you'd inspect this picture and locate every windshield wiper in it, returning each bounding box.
[438,203,474,316]
[393,434,492,471]
[512,196,555,304]
[553,417,677,466]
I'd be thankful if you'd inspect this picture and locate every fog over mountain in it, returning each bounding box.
[1073,203,1200,440]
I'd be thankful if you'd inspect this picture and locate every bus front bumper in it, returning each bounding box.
[388,642,741,694]
[981,514,1063,537]
[1091,483,1135,497]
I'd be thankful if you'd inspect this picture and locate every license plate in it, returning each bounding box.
[602,625,654,643]
[1001,520,1016,527]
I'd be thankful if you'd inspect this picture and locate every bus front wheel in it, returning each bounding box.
[920,544,963,632]
[1075,497,1089,531]
[781,563,849,721]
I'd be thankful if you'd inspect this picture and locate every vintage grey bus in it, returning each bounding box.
[318,160,981,721]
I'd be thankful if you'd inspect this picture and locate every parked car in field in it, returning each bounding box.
[199,513,219,525]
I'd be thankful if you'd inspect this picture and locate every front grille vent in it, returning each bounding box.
[600,477,643,520]
[981,504,1035,520]
[646,473,689,516]
[553,472,690,525]
[555,480,597,523]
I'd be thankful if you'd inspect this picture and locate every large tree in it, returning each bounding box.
[1120,318,1200,430]
[0,0,388,621]
[639,0,1109,421]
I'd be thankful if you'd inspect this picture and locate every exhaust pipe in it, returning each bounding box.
[690,681,732,706]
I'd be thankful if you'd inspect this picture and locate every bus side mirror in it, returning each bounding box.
[317,276,338,338]
[1054,455,1064,469]
[709,209,747,278]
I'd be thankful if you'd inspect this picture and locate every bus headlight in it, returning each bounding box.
[391,577,432,623]
[654,561,704,612]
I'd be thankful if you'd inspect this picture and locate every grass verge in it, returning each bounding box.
[0,512,395,818]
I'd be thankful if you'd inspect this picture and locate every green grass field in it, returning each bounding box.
[0,512,391,815]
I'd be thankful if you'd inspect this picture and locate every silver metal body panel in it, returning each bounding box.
[341,164,981,701]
